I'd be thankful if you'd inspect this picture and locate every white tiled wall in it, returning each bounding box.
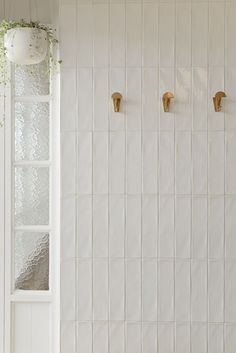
[59,0,236,352]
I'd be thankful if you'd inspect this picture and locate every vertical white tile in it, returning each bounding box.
[110,4,125,67]
[142,132,158,193]
[192,68,208,131]
[208,3,225,67]
[77,5,93,67]
[192,132,208,195]
[208,260,224,322]
[126,69,142,130]
[142,195,158,258]
[93,195,108,257]
[159,69,175,130]
[142,259,157,321]
[191,261,207,322]
[192,197,207,259]
[191,324,207,353]
[5,0,30,19]
[109,195,125,258]
[61,69,76,131]
[109,132,125,194]
[77,323,92,353]
[61,260,75,321]
[61,196,76,260]
[93,5,109,67]
[175,69,192,130]
[61,132,76,196]
[126,259,141,321]
[176,4,191,67]
[126,195,141,257]
[176,324,190,353]
[158,324,174,353]
[94,69,109,131]
[175,196,191,259]
[158,260,174,321]
[126,4,142,67]
[175,260,190,322]
[208,196,224,259]
[0,0,4,21]
[208,324,224,353]
[93,259,108,320]
[110,69,125,130]
[77,69,93,131]
[159,4,175,67]
[226,3,236,66]
[77,132,92,194]
[159,132,175,194]
[225,197,236,259]
[225,68,236,130]
[176,132,191,194]
[225,261,236,321]
[60,5,77,68]
[61,321,76,353]
[142,69,158,131]
[77,195,92,258]
[93,323,108,353]
[32,0,51,23]
[109,259,125,320]
[77,259,92,321]
[126,323,141,353]
[142,324,157,353]
[127,132,141,193]
[191,3,208,67]
[110,323,124,353]
[226,132,236,193]
[93,132,108,194]
[208,132,224,195]
[225,325,236,353]
[142,4,158,67]
[208,68,225,131]
[159,196,174,258]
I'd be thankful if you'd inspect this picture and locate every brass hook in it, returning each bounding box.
[111,92,122,112]
[162,92,174,112]
[213,91,227,112]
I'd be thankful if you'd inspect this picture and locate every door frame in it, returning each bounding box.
[1,62,60,353]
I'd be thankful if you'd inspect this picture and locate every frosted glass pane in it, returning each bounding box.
[15,102,49,161]
[14,59,50,96]
[15,167,49,226]
[15,232,49,290]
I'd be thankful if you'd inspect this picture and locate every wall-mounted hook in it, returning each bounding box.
[111,92,122,112]
[213,91,227,112]
[162,92,174,112]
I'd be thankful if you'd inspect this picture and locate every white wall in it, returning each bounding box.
[59,0,236,352]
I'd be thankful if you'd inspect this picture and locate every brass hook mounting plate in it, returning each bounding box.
[112,92,122,112]
[213,91,227,112]
[162,92,174,112]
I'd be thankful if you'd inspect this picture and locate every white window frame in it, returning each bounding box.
[1,59,60,353]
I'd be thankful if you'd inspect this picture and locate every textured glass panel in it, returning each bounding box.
[15,102,49,161]
[15,232,49,290]
[15,167,49,226]
[14,59,50,96]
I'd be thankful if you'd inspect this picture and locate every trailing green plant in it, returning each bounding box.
[0,19,61,84]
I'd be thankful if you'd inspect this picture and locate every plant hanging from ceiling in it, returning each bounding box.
[0,19,61,84]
